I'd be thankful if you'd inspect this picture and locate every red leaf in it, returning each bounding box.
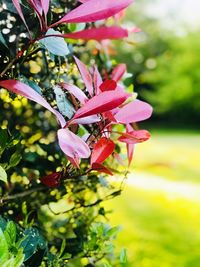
[91,137,115,164]
[91,162,113,176]
[41,172,61,187]
[51,0,133,25]
[62,26,128,40]
[0,80,66,128]
[112,64,126,82]
[118,130,151,144]
[99,80,117,92]
[73,90,129,120]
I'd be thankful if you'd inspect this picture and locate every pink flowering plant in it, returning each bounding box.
[0,0,152,266]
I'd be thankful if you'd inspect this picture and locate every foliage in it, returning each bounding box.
[113,2,200,126]
[0,0,152,266]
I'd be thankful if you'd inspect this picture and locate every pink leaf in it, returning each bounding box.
[12,0,30,35]
[118,129,151,144]
[114,99,153,124]
[74,56,93,97]
[71,115,101,125]
[57,128,91,160]
[60,83,88,104]
[51,0,133,25]
[113,152,125,166]
[41,0,49,15]
[126,124,134,166]
[29,0,43,15]
[127,143,134,167]
[0,80,66,128]
[93,66,102,95]
[66,155,80,169]
[91,162,113,176]
[73,90,129,120]
[62,26,128,40]
[91,137,115,164]
[112,64,126,82]
[99,79,117,92]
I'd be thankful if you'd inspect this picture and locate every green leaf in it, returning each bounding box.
[0,217,7,232]
[4,221,17,247]
[120,248,128,263]
[102,263,112,267]
[53,85,75,118]
[39,29,70,56]
[0,129,8,154]
[20,228,46,261]
[0,166,7,184]
[0,228,9,264]
[106,226,121,239]
[0,32,8,48]
[13,248,25,267]
[9,150,22,168]
[20,77,42,95]
[58,239,66,258]
[1,258,15,267]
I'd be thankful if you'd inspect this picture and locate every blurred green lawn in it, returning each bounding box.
[106,130,200,267]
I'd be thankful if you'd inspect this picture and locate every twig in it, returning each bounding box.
[1,186,46,202]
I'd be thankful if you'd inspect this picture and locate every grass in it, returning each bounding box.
[130,130,200,183]
[106,130,200,267]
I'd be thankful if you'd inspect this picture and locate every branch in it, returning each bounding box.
[1,186,46,202]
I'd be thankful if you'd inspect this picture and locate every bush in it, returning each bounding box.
[0,0,152,266]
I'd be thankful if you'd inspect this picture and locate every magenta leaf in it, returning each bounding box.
[62,26,128,40]
[74,56,93,97]
[12,0,30,35]
[51,0,133,25]
[29,0,43,15]
[93,66,102,95]
[112,64,126,82]
[73,90,129,120]
[91,137,115,164]
[0,80,66,128]
[114,99,153,124]
[61,83,88,104]
[41,0,49,15]
[57,129,91,160]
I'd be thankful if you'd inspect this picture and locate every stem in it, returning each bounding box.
[0,58,17,78]
[1,186,46,202]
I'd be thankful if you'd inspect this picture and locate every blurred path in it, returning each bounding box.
[127,171,200,201]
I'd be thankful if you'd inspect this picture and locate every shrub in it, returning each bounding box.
[0,0,152,266]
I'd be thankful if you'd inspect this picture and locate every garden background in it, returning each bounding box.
[107,0,200,266]
[0,0,200,266]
